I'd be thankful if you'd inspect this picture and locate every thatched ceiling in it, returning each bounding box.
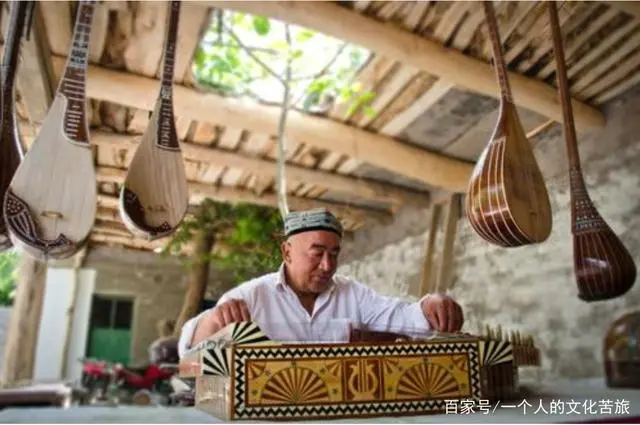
[8,0,640,254]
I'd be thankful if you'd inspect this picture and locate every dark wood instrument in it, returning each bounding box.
[547,1,637,301]
[3,1,97,261]
[119,1,188,240]
[465,1,553,248]
[0,1,34,251]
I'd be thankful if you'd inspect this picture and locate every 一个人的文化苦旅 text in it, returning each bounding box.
[445,398,631,416]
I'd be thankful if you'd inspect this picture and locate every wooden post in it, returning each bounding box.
[59,248,88,379]
[418,204,442,297]
[173,228,216,334]
[435,194,462,293]
[0,255,48,385]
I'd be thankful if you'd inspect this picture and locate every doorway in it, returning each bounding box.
[85,294,134,364]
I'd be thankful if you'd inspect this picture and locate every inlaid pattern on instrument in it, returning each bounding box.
[181,322,540,420]
[465,1,552,248]
[479,339,513,366]
[548,1,637,301]
[119,0,188,241]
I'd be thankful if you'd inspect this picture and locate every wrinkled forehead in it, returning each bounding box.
[287,230,342,249]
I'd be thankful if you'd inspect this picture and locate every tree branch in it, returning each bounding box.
[290,42,348,83]
[276,23,293,218]
[223,23,284,84]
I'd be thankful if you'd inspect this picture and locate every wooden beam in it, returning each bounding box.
[50,57,474,193]
[95,167,392,225]
[87,130,430,209]
[0,255,48,384]
[206,1,604,130]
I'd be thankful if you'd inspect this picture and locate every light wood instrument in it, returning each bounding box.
[3,1,96,261]
[119,1,188,240]
[465,1,552,248]
[0,1,34,251]
[548,1,637,301]
[180,321,539,421]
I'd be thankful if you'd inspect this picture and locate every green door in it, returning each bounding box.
[86,295,134,365]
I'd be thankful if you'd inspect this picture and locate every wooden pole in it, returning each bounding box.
[173,228,216,334]
[418,204,442,297]
[435,194,461,293]
[0,255,48,385]
[59,248,88,379]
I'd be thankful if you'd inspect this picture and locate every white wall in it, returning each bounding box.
[33,268,95,383]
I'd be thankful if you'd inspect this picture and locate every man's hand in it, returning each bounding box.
[421,294,464,333]
[191,299,251,346]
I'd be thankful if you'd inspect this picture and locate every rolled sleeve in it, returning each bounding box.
[358,283,431,337]
[178,310,206,358]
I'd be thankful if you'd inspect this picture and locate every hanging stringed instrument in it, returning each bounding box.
[3,1,97,261]
[119,0,188,240]
[465,1,553,248]
[0,1,35,251]
[547,1,637,301]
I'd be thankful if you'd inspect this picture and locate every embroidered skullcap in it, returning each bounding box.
[284,208,343,238]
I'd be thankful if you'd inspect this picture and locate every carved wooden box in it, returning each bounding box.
[179,322,520,421]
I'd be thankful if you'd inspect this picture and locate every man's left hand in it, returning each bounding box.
[421,294,464,333]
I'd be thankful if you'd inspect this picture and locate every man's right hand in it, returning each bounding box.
[191,299,251,347]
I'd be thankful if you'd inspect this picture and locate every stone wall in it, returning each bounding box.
[337,86,640,382]
[85,247,237,365]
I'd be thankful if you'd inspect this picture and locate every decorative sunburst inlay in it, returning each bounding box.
[396,363,462,400]
[260,367,330,405]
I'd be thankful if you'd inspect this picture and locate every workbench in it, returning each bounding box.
[0,378,638,423]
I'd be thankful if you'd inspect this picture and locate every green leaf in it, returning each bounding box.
[363,105,377,118]
[295,29,315,43]
[252,16,271,36]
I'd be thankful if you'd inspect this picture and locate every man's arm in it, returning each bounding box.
[357,284,432,338]
[177,289,249,358]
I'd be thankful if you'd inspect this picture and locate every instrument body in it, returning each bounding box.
[3,1,96,261]
[465,1,552,247]
[119,1,187,240]
[180,321,539,421]
[0,2,34,251]
[548,2,637,301]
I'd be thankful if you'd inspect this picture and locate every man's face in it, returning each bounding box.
[282,230,341,294]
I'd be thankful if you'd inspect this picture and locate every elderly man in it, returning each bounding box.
[178,208,464,357]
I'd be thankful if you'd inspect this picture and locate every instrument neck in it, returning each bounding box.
[548,2,583,176]
[159,1,180,102]
[59,1,95,100]
[483,1,513,103]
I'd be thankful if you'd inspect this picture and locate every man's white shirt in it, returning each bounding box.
[178,264,431,358]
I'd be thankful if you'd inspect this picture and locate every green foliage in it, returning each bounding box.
[192,10,378,116]
[163,200,283,285]
[0,250,18,306]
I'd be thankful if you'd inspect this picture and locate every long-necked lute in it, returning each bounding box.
[547,1,636,301]
[465,1,552,248]
[3,1,97,261]
[0,1,35,251]
[119,1,188,240]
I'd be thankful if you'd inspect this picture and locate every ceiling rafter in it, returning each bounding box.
[94,166,393,225]
[50,56,475,193]
[205,1,605,130]
[85,129,431,210]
